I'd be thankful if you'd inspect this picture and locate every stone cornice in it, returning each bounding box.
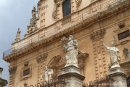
[3,0,130,62]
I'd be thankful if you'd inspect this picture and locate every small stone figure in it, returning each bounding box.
[43,66,53,82]
[32,6,36,18]
[61,35,78,67]
[15,28,21,42]
[102,42,120,68]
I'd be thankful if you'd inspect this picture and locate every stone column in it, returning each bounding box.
[108,67,127,87]
[58,65,85,87]
[0,67,8,87]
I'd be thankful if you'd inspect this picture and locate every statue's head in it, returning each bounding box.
[110,41,115,47]
[68,35,73,41]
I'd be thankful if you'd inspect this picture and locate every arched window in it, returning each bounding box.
[127,76,130,87]
[62,0,71,17]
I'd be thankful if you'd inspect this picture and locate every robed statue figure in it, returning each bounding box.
[61,35,78,67]
[103,42,120,68]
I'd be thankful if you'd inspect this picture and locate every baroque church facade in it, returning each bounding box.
[3,0,130,87]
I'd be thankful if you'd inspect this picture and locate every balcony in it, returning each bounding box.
[3,0,128,59]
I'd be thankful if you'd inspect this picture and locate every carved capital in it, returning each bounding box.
[36,53,48,63]
[9,66,17,75]
[90,29,106,41]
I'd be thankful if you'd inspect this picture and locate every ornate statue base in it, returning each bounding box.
[108,66,127,87]
[58,65,85,87]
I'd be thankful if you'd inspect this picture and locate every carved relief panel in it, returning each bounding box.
[90,29,107,79]
[36,52,48,83]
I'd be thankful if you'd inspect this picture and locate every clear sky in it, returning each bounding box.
[0,0,38,86]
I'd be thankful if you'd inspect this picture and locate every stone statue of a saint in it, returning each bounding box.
[61,35,78,67]
[15,28,21,42]
[43,66,53,82]
[102,42,120,68]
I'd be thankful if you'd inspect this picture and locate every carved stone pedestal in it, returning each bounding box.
[58,65,85,87]
[108,67,127,87]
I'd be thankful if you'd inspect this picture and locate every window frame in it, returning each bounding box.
[62,0,71,17]
[114,26,130,45]
[20,65,32,80]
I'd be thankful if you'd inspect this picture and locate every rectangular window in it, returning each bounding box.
[23,69,30,76]
[118,30,130,40]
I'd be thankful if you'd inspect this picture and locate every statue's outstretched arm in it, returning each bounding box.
[102,42,108,49]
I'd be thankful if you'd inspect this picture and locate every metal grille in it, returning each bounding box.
[118,30,130,40]
[62,0,71,17]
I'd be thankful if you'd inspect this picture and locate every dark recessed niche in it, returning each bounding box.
[118,23,125,29]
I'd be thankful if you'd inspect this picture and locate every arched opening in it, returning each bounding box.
[62,0,71,17]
